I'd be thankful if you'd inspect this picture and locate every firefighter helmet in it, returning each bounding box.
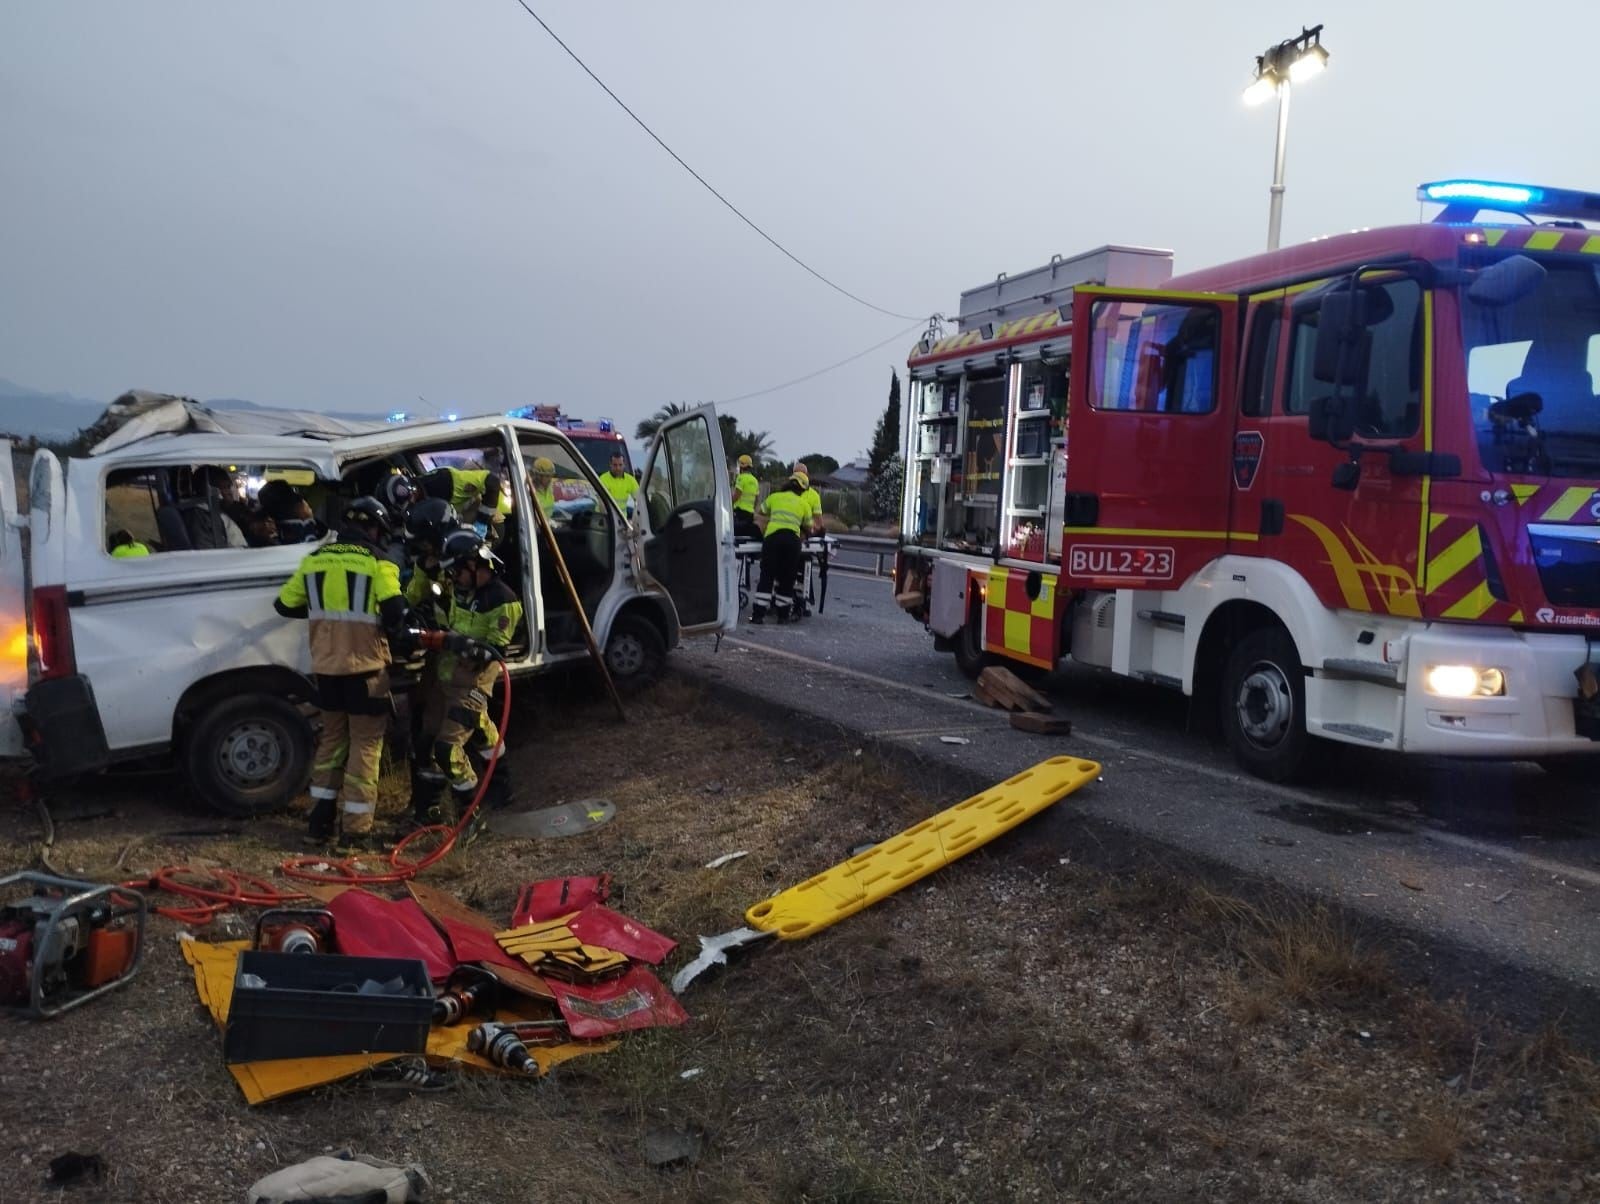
[342,496,392,536]
[440,528,495,572]
[404,497,459,553]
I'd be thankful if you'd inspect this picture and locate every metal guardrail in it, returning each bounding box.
[829,533,898,578]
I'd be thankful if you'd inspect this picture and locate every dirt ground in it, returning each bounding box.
[1,673,1598,1203]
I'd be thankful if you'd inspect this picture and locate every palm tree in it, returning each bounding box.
[635,402,691,441]
[718,416,774,465]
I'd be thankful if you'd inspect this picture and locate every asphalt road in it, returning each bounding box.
[680,569,1600,1026]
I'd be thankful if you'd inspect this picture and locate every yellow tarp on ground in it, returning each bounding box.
[182,938,611,1105]
[745,755,1101,940]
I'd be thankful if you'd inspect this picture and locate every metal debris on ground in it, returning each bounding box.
[671,926,774,993]
[487,799,616,839]
[939,735,971,745]
[704,851,749,870]
[642,1125,704,1169]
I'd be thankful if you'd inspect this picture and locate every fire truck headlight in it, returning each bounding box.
[1424,664,1506,699]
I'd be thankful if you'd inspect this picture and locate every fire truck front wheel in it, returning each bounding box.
[1221,627,1310,783]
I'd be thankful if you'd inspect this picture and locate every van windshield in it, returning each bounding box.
[1463,258,1600,477]
[571,436,629,476]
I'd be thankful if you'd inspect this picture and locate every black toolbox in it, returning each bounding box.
[223,951,433,1064]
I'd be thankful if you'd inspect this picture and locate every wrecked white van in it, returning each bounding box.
[0,398,735,814]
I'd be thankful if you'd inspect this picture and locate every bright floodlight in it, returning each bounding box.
[1289,43,1329,81]
[1243,73,1278,105]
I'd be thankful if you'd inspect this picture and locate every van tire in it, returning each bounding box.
[1221,626,1310,783]
[604,614,666,693]
[184,693,314,817]
[953,608,992,680]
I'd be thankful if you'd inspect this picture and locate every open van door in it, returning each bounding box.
[0,452,28,756]
[638,404,737,634]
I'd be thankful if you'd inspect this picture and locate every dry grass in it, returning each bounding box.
[1198,888,1393,1006]
[2,679,1600,1202]
[1404,1106,1472,1169]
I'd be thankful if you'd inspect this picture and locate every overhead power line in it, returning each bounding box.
[714,320,926,406]
[508,0,926,323]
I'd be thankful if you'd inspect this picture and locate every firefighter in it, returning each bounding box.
[419,462,506,543]
[600,452,639,515]
[401,497,461,621]
[413,529,524,823]
[731,454,761,541]
[376,470,416,516]
[274,497,407,847]
[750,473,810,625]
[790,464,824,619]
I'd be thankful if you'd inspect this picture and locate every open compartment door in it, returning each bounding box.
[639,404,736,634]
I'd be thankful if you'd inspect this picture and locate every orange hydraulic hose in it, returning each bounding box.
[122,660,513,917]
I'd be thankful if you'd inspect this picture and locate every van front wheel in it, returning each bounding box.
[184,693,314,816]
[604,614,666,693]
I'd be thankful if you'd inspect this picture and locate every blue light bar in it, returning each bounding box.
[443,411,459,422]
[1419,179,1600,224]
[387,410,408,423]
[1421,180,1543,206]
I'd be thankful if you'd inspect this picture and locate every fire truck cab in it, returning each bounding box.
[898,181,1600,782]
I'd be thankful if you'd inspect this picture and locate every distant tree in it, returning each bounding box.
[867,370,902,479]
[870,454,903,524]
[635,402,691,441]
[717,415,775,467]
[792,453,839,478]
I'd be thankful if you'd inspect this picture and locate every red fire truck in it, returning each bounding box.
[897,180,1600,782]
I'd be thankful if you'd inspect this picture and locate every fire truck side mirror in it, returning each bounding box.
[1312,292,1372,390]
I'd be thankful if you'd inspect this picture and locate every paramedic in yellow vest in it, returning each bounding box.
[274,497,408,846]
[413,529,524,822]
[601,452,639,517]
[527,457,557,514]
[750,474,811,624]
[790,463,824,619]
[731,455,761,542]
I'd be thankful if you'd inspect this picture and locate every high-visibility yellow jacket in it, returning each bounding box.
[439,576,524,681]
[111,541,150,558]
[732,472,759,514]
[760,489,810,537]
[601,471,638,509]
[275,540,405,676]
[801,487,822,528]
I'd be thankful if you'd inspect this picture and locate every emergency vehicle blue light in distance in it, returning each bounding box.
[443,411,459,422]
[1420,180,1543,206]
[387,410,408,423]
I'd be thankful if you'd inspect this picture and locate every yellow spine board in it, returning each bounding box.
[744,755,1099,940]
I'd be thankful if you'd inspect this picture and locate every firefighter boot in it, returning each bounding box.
[410,770,446,829]
[479,760,516,811]
[307,795,337,843]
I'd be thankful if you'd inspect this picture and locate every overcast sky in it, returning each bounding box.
[3,2,1596,461]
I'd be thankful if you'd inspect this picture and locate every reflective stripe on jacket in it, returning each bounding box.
[277,542,403,675]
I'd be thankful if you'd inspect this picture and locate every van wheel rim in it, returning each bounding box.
[1236,661,1292,749]
[608,635,645,676]
[218,720,286,788]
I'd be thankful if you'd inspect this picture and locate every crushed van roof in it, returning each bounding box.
[87,392,386,456]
